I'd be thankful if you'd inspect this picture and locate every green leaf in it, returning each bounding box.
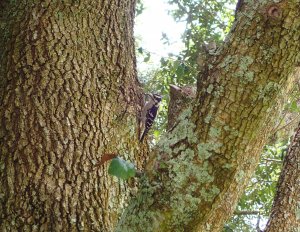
[137,47,143,54]
[289,100,300,112]
[108,157,136,180]
[143,53,151,62]
[153,130,160,138]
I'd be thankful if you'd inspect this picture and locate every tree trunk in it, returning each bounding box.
[0,1,146,231]
[1,1,300,232]
[264,122,300,231]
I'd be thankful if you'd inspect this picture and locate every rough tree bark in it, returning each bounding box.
[0,1,147,231]
[1,0,300,232]
[117,1,300,231]
[264,122,300,232]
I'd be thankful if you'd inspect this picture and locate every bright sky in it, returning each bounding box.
[135,0,185,69]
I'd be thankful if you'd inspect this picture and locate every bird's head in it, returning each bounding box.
[152,93,162,103]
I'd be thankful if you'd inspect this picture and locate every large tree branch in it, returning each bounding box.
[117,1,300,231]
[167,84,196,130]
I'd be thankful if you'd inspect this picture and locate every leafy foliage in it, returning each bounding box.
[137,0,236,138]
[108,157,136,180]
[168,0,235,63]
[136,0,145,16]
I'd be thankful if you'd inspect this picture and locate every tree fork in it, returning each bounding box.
[117,1,300,231]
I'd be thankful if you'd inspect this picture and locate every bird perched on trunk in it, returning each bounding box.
[139,93,162,142]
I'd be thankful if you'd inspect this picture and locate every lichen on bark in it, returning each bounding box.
[1,0,300,232]
[117,1,300,231]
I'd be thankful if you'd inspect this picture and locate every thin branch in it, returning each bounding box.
[274,115,300,134]
[262,158,282,163]
[270,111,289,135]
[234,210,260,215]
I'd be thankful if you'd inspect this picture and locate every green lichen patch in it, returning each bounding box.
[200,185,220,202]
[157,107,197,154]
[207,84,214,94]
[197,142,222,160]
[258,81,281,100]
[232,56,255,83]
[219,55,234,71]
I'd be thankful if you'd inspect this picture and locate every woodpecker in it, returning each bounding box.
[139,93,162,142]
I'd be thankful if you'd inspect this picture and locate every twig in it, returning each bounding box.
[274,115,300,134]
[262,158,282,163]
